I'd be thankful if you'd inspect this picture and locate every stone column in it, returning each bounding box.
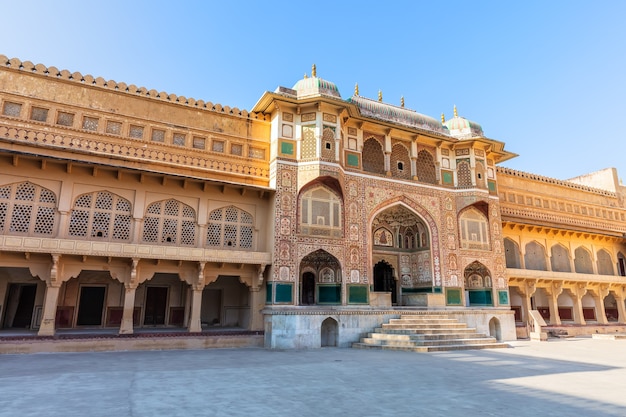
[570,285,587,325]
[612,288,626,324]
[544,282,563,325]
[249,264,266,330]
[590,286,609,324]
[188,262,206,333]
[119,284,137,334]
[384,151,391,176]
[38,254,61,336]
[516,280,536,325]
[38,283,61,336]
[188,287,203,333]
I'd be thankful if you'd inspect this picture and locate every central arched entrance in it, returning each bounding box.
[374,261,396,304]
[464,261,493,306]
[371,204,432,305]
[299,250,342,305]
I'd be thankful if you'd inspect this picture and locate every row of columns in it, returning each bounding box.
[37,256,266,336]
[516,280,626,326]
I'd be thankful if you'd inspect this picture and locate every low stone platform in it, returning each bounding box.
[592,333,626,340]
[0,330,263,354]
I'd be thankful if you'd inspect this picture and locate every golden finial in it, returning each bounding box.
[453,105,458,117]
[312,64,317,78]
[304,73,308,79]
[378,90,382,102]
[441,113,445,123]
[401,96,405,108]
[354,83,359,96]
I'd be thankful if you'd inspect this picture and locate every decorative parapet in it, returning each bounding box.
[507,268,626,285]
[0,235,272,264]
[0,55,267,121]
[501,206,626,235]
[497,166,617,197]
[0,124,270,182]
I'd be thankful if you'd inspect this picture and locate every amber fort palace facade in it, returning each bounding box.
[0,56,625,351]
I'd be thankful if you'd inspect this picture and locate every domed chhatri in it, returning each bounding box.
[443,105,484,139]
[292,64,341,99]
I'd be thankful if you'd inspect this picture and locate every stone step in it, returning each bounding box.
[382,323,468,330]
[374,327,478,335]
[367,332,493,341]
[387,318,458,325]
[360,337,498,347]
[352,342,509,352]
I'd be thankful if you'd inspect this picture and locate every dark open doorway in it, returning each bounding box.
[3,284,37,328]
[374,261,396,304]
[144,287,168,325]
[301,272,315,305]
[76,286,106,326]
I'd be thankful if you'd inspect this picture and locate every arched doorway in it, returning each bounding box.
[299,250,342,305]
[464,261,493,306]
[321,317,338,347]
[374,261,396,304]
[489,317,501,341]
[371,204,432,306]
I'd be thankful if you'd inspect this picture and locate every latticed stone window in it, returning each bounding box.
[416,150,436,184]
[68,191,132,241]
[391,143,411,180]
[173,133,186,146]
[301,125,317,159]
[459,207,489,250]
[230,143,242,156]
[82,116,99,131]
[524,241,547,271]
[2,102,22,117]
[129,125,144,139]
[193,136,206,149]
[57,111,75,127]
[574,247,594,274]
[475,161,486,188]
[362,137,385,174]
[151,129,165,142]
[457,160,472,187]
[142,199,196,245]
[30,107,48,122]
[0,182,57,236]
[106,121,122,135]
[207,206,254,249]
[321,127,335,160]
[212,140,224,153]
[300,186,342,238]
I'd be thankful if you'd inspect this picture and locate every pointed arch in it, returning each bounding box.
[457,160,472,187]
[207,205,255,250]
[504,238,521,268]
[459,206,490,250]
[68,190,131,241]
[574,246,593,274]
[550,244,571,272]
[391,143,411,179]
[299,249,342,305]
[524,241,547,271]
[464,261,493,306]
[0,181,58,236]
[142,199,196,245]
[362,137,385,174]
[299,180,343,238]
[416,149,436,184]
[596,249,614,276]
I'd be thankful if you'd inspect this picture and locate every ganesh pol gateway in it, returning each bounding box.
[0,56,625,354]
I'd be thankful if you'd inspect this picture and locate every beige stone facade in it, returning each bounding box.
[0,56,622,350]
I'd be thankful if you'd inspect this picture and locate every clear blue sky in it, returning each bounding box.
[2,1,625,180]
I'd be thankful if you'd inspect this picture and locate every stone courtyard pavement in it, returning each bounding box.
[1,338,625,417]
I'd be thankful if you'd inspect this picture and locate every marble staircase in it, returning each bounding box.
[352,314,509,352]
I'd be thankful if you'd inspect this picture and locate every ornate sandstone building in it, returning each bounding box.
[0,57,624,352]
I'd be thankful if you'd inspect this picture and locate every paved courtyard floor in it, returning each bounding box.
[1,338,625,417]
